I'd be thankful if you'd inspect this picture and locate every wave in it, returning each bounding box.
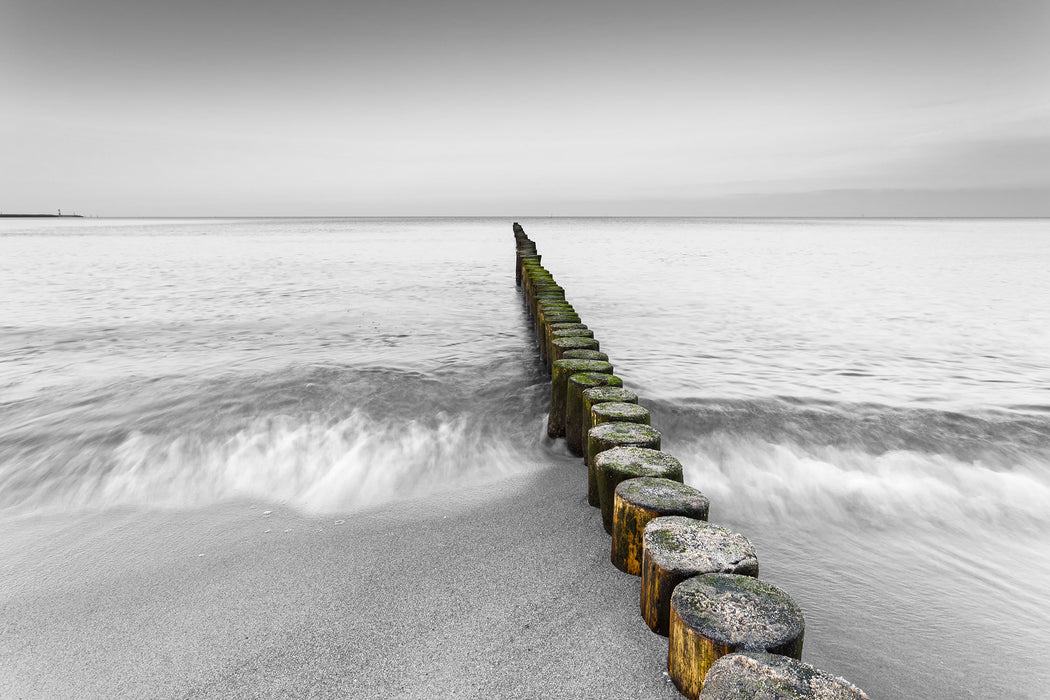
[0,364,551,515]
[650,398,1050,531]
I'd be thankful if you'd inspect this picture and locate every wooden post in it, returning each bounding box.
[550,336,601,365]
[565,373,624,456]
[701,652,871,700]
[668,574,805,699]
[593,446,682,534]
[585,408,653,507]
[640,516,758,636]
[547,360,614,439]
[610,476,710,575]
[562,349,609,361]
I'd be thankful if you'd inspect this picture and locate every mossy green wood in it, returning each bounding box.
[538,309,580,329]
[537,303,575,322]
[641,516,758,636]
[538,314,582,354]
[531,291,566,314]
[668,574,805,700]
[536,304,578,325]
[538,313,582,352]
[547,360,614,439]
[700,652,871,700]
[545,327,595,365]
[562,349,609,361]
[516,253,540,286]
[586,405,653,506]
[610,476,710,575]
[585,422,661,507]
[542,324,589,364]
[551,336,600,365]
[531,295,564,318]
[593,446,681,534]
[529,289,564,317]
[525,275,556,307]
[580,386,637,459]
[522,264,549,285]
[565,373,624,456]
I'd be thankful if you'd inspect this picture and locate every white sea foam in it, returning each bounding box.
[678,433,1050,530]
[6,410,546,515]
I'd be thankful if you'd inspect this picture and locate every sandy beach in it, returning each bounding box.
[1,458,682,699]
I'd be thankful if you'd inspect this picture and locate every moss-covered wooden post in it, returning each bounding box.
[547,360,614,439]
[538,316,583,357]
[700,652,871,700]
[526,275,558,313]
[641,517,758,636]
[546,327,595,367]
[610,476,710,575]
[541,323,586,364]
[593,447,682,534]
[585,407,653,506]
[516,253,540,287]
[521,263,549,300]
[563,349,609,361]
[536,304,580,342]
[668,574,805,700]
[551,336,601,365]
[564,373,624,456]
[529,287,562,316]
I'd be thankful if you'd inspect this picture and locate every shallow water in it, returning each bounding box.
[2,216,1049,697]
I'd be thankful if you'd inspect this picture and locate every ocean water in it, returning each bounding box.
[2,216,1049,698]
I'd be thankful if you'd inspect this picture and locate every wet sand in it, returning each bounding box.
[0,462,682,699]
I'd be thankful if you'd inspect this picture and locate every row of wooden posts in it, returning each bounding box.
[513,223,870,700]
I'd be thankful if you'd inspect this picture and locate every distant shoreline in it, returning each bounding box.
[0,214,84,218]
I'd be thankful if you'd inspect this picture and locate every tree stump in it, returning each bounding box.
[593,447,682,534]
[585,422,660,509]
[547,360,614,439]
[585,405,652,506]
[641,516,758,636]
[611,476,710,575]
[562,349,610,362]
[700,652,871,700]
[668,574,805,700]
[564,374,624,456]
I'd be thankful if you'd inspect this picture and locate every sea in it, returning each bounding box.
[2,216,1048,698]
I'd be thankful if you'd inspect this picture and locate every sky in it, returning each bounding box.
[2,0,1048,216]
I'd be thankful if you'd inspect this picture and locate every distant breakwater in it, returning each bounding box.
[0,214,84,218]
[513,222,871,700]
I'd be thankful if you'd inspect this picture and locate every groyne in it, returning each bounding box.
[513,222,871,700]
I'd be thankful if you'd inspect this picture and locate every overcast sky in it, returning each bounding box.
[2,0,1048,216]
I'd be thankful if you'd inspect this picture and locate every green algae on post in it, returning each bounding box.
[564,373,624,456]
[585,422,661,508]
[562,349,609,361]
[546,327,595,365]
[542,324,589,364]
[610,476,710,575]
[641,516,758,637]
[585,409,654,506]
[547,360,614,439]
[580,385,638,448]
[551,336,601,365]
[668,573,805,700]
[593,446,681,534]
